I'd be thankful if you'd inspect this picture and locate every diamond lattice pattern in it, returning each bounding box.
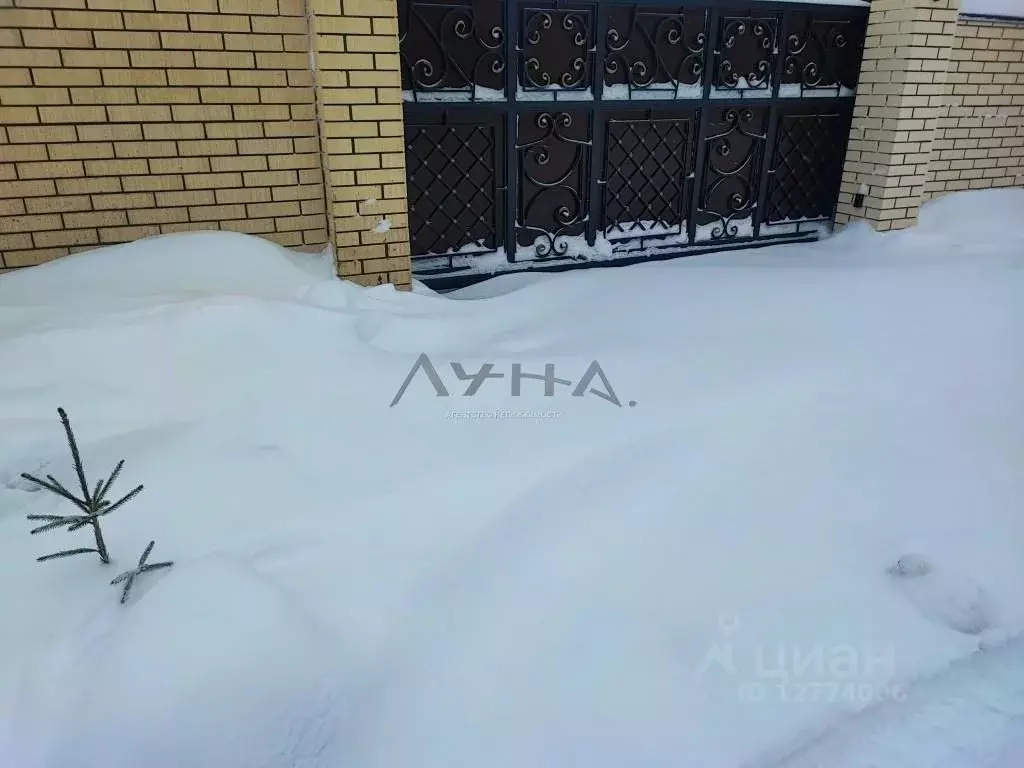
[406,124,496,255]
[603,118,690,238]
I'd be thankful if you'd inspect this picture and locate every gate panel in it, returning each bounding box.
[516,110,593,259]
[781,9,866,97]
[712,12,779,95]
[765,107,854,228]
[399,0,868,285]
[518,4,597,99]
[602,109,694,247]
[602,6,707,99]
[399,0,506,101]
[695,106,769,242]
[405,109,506,259]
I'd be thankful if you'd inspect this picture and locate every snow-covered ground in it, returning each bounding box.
[1,189,1022,768]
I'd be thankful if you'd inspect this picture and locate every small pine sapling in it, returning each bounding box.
[22,407,143,565]
[110,540,173,604]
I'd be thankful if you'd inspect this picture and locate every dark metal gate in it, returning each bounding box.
[399,0,867,288]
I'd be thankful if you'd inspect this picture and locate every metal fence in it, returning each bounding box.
[400,0,868,286]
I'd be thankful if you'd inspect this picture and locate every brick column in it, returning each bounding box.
[309,0,411,288]
[836,0,961,231]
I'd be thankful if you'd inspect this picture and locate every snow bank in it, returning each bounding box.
[0,231,350,307]
[917,187,1024,235]
[1,191,1023,768]
[8,557,346,768]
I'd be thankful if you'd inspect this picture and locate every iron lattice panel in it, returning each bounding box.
[398,0,870,284]
[602,112,693,241]
[405,115,503,256]
[766,110,852,223]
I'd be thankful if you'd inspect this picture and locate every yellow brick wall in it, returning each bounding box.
[0,0,329,272]
[309,0,410,288]
[923,17,1024,198]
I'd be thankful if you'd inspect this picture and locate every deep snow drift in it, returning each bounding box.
[1,190,1023,768]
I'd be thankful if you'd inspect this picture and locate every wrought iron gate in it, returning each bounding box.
[399,0,867,287]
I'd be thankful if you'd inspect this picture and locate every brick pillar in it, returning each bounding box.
[309,0,412,287]
[836,0,961,231]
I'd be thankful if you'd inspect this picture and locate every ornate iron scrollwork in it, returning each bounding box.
[516,111,591,258]
[399,0,505,100]
[520,9,593,94]
[603,8,707,98]
[714,15,777,92]
[698,107,767,239]
[782,13,865,95]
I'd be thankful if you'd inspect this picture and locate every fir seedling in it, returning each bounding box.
[110,540,173,604]
[22,407,143,565]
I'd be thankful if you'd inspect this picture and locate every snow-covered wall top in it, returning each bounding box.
[960,0,1024,19]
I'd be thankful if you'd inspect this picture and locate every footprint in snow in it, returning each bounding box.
[886,553,993,636]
